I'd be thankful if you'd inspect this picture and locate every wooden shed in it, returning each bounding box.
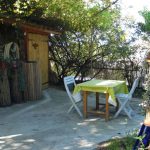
[0,18,60,89]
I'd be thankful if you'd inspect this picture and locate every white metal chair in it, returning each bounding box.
[114,77,140,119]
[63,76,83,117]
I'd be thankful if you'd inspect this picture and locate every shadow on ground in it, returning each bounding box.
[0,87,144,150]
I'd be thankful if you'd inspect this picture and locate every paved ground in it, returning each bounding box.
[0,87,144,150]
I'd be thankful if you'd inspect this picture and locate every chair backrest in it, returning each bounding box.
[63,76,81,103]
[129,77,140,98]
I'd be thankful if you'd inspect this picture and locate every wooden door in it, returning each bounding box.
[27,33,49,88]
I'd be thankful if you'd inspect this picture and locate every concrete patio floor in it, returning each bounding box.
[0,86,144,150]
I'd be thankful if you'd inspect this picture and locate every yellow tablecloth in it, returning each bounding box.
[73,79,128,106]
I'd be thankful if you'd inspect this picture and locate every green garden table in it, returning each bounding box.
[73,79,128,121]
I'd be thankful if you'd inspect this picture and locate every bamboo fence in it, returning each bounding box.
[0,67,11,106]
[23,61,42,101]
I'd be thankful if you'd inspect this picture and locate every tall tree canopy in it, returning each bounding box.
[1,0,137,84]
[42,0,119,31]
[0,0,119,31]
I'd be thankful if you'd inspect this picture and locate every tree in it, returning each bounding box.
[0,0,139,84]
[0,0,45,18]
[47,0,143,84]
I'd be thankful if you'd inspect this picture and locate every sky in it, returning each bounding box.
[120,0,150,22]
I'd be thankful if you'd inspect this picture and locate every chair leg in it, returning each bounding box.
[114,101,128,118]
[114,102,134,119]
[114,107,122,118]
[74,104,83,117]
[124,104,134,119]
[68,105,74,113]
[124,107,132,119]
[68,101,83,118]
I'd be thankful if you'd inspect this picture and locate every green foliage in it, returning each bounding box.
[49,32,93,81]
[44,0,86,30]
[0,0,45,18]
[134,135,146,149]
[49,22,135,83]
[41,0,119,31]
[0,0,119,32]
[45,1,126,83]
[0,0,138,84]
[139,9,150,34]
